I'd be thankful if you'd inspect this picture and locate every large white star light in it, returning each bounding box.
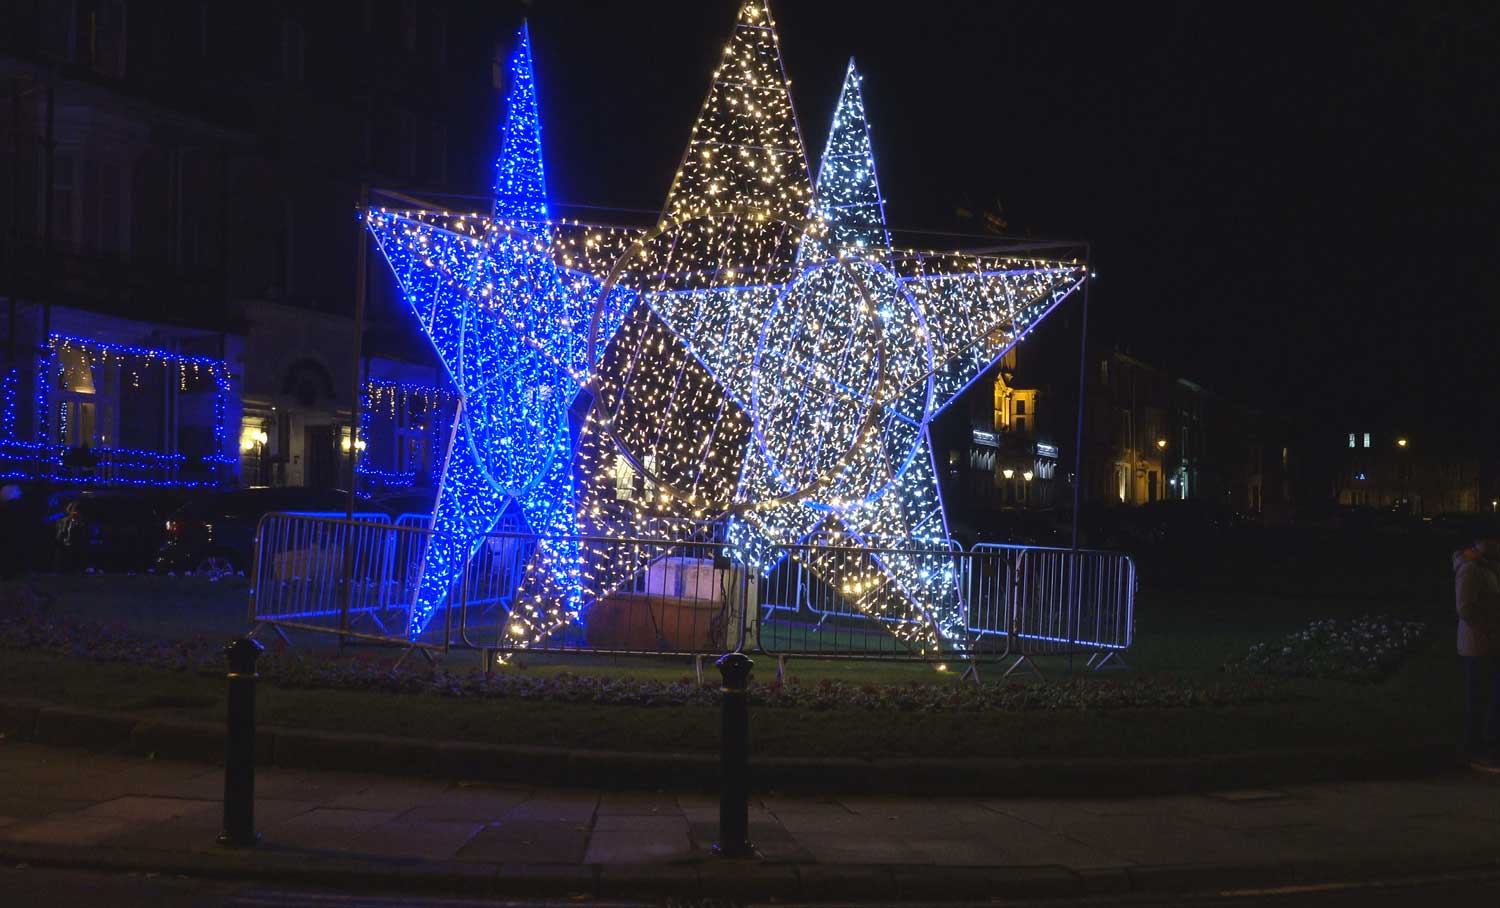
[530,0,1090,654]
[364,24,636,640]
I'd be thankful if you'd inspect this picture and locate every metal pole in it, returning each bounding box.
[218,637,264,848]
[713,652,754,858]
[7,76,22,365]
[346,183,369,515]
[1070,255,1091,551]
[339,186,369,646]
[38,69,54,479]
[1069,257,1091,675]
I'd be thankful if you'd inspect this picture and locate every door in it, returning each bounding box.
[304,425,338,489]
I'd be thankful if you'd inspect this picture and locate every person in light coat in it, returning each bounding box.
[1454,526,1500,768]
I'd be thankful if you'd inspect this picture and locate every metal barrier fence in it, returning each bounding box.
[249,513,1135,671]
[249,513,433,647]
[968,542,1136,673]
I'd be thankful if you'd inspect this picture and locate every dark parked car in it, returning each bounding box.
[56,490,193,572]
[155,487,351,577]
[366,487,437,521]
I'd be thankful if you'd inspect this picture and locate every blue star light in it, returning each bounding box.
[365,25,635,640]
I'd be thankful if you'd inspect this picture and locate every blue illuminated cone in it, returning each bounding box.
[492,23,550,224]
[366,23,604,639]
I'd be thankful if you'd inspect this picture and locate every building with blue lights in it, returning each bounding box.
[1,1,505,495]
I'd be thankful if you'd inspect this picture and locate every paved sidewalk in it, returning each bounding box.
[1,742,1498,901]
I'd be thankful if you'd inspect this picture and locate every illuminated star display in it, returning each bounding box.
[506,1,1090,654]
[364,25,637,639]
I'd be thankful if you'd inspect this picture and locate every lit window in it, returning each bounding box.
[1363,433,1371,448]
[611,455,635,500]
[1348,433,1356,448]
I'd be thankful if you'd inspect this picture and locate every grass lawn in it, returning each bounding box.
[0,532,1468,762]
[0,592,1463,761]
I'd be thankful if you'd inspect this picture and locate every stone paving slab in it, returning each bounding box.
[584,814,692,864]
[0,742,1498,901]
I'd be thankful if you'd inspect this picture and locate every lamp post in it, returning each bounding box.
[1395,436,1410,515]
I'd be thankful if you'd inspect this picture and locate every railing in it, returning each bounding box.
[968,542,1136,673]
[248,513,433,646]
[248,513,1135,671]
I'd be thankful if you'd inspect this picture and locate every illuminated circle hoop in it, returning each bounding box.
[454,223,577,499]
[750,255,934,508]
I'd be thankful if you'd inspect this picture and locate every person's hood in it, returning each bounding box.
[1456,547,1500,573]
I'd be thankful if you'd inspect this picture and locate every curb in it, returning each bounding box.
[1,840,1497,902]
[0,699,1459,796]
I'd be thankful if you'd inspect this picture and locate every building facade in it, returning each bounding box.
[940,335,1291,527]
[0,1,506,495]
[1333,430,1480,516]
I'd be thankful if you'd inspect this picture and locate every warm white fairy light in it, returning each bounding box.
[553,2,1086,653]
[366,2,1086,656]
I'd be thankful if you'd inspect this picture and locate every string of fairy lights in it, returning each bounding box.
[367,0,1087,652]
[0,335,234,487]
[356,378,459,489]
[366,23,636,639]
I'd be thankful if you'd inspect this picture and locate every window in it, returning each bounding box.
[94,159,128,254]
[430,125,448,184]
[1348,433,1356,448]
[1015,399,1026,416]
[40,1,78,61]
[431,7,448,64]
[1363,432,1371,448]
[394,395,432,479]
[1015,416,1027,434]
[401,0,418,52]
[55,345,100,447]
[48,152,78,248]
[90,0,128,79]
[399,110,417,177]
[278,19,305,81]
[60,400,97,448]
[611,455,635,500]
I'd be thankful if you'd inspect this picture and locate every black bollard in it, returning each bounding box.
[712,652,754,858]
[218,637,264,848]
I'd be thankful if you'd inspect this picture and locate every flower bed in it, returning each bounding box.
[1223,615,1428,683]
[0,588,1294,712]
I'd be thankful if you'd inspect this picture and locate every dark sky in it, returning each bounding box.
[506,1,1498,437]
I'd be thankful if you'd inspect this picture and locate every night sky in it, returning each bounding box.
[507,1,1498,441]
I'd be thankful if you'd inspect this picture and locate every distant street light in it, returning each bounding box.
[1002,468,1014,479]
[1023,471,1034,482]
[1155,439,1167,450]
[1396,437,1409,448]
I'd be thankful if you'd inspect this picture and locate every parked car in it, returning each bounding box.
[155,487,351,577]
[967,509,1070,548]
[56,490,194,573]
[366,487,437,521]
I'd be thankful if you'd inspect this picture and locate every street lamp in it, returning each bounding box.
[1155,439,1167,450]
[1396,437,1408,448]
[1023,470,1034,482]
[1002,468,1014,480]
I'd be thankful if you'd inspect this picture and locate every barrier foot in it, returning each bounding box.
[775,654,787,681]
[248,623,299,661]
[694,655,706,687]
[1002,654,1044,681]
[391,646,436,671]
[1088,650,1130,671]
[959,661,982,685]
